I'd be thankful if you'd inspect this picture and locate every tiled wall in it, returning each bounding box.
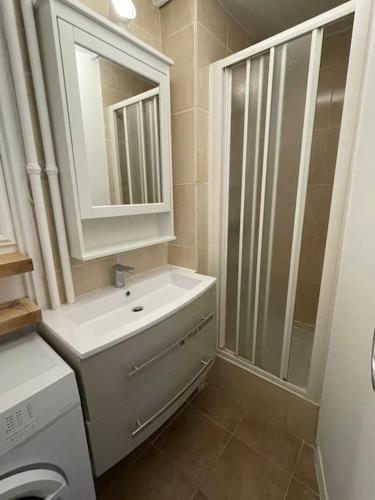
[160,0,253,272]
[294,26,352,327]
[209,356,319,444]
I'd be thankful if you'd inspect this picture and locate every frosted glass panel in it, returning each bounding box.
[143,96,162,203]
[238,54,269,361]
[255,34,312,376]
[125,103,145,203]
[287,16,353,387]
[225,63,247,352]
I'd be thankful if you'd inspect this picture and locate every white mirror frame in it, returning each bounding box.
[58,20,172,219]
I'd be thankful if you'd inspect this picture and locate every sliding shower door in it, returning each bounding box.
[221,15,353,388]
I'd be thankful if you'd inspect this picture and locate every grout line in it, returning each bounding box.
[171,107,196,116]
[283,441,304,500]
[194,411,246,494]
[162,21,195,42]
[196,21,227,51]
[292,475,321,498]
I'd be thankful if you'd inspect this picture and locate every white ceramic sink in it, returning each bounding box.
[42,266,216,358]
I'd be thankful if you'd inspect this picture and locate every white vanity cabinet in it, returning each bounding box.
[44,284,216,476]
[35,0,175,260]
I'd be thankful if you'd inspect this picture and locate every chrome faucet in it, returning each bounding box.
[113,263,135,288]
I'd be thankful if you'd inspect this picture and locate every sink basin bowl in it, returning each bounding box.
[42,266,216,358]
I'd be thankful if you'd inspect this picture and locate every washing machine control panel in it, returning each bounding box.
[0,372,79,457]
[3,402,38,444]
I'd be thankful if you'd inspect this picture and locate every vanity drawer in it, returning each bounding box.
[80,286,216,420]
[88,351,215,476]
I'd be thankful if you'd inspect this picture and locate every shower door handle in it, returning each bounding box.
[371,329,375,391]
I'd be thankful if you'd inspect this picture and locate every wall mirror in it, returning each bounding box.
[58,21,172,219]
[75,46,162,207]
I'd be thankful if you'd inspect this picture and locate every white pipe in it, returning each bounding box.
[21,0,75,305]
[1,1,60,309]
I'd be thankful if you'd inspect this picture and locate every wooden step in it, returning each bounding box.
[0,252,33,278]
[0,298,42,337]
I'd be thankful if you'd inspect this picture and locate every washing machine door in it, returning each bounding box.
[0,469,70,500]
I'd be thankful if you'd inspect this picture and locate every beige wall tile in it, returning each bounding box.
[72,264,90,296]
[287,395,319,444]
[296,235,315,285]
[198,245,208,274]
[85,256,116,290]
[119,244,168,274]
[325,127,340,179]
[314,66,333,131]
[308,129,328,185]
[160,0,195,39]
[173,184,196,246]
[294,281,320,326]
[126,22,161,50]
[227,16,252,53]
[208,357,289,427]
[172,110,195,184]
[208,356,258,407]
[197,109,209,183]
[168,244,196,269]
[130,0,161,39]
[197,0,227,46]
[163,26,195,114]
[303,185,332,239]
[197,25,226,111]
[197,183,208,247]
[78,0,109,17]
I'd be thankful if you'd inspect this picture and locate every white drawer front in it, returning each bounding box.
[81,286,215,419]
[88,352,215,476]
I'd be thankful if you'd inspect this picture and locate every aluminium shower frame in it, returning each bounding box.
[208,0,373,402]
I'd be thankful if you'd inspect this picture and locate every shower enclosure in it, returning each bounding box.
[209,3,363,401]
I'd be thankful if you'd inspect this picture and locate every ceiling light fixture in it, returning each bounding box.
[111,0,137,21]
[152,0,171,7]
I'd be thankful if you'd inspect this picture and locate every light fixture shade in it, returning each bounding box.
[152,0,171,6]
[111,0,137,20]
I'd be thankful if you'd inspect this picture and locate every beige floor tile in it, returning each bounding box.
[201,437,290,500]
[154,404,229,487]
[193,490,210,500]
[95,441,150,498]
[286,479,320,500]
[101,446,195,500]
[192,384,247,432]
[294,444,319,494]
[234,412,301,474]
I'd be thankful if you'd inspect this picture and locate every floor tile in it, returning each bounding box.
[234,411,301,474]
[154,404,229,487]
[95,441,150,498]
[101,446,195,500]
[193,491,210,500]
[286,479,320,499]
[294,444,319,494]
[192,384,247,432]
[200,437,290,500]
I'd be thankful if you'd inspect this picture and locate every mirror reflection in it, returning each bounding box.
[75,45,162,206]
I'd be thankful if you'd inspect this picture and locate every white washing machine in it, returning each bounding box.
[0,332,96,499]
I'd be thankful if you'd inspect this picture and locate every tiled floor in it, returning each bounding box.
[95,384,320,500]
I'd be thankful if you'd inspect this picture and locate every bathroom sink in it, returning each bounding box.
[42,266,216,358]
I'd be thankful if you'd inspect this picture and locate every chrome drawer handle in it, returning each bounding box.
[131,356,214,438]
[127,313,214,378]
